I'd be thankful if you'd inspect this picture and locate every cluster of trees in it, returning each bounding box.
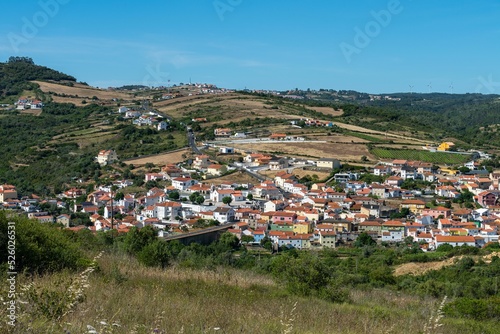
[0,103,110,195]
[0,212,88,275]
[0,58,75,98]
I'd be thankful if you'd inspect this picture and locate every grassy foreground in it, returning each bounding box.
[1,252,496,334]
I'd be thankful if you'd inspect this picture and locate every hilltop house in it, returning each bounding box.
[96,150,118,166]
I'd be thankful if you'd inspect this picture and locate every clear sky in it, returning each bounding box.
[1,0,499,94]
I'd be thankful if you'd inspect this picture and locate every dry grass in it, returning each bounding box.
[124,149,191,166]
[307,106,344,117]
[3,252,494,334]
[19,109,43,116]
[33,81,133,101]
[209,170,261,185]
[259,168,331,181]
[394,252,500,276]
[334,121,430,144]
[232,142,373,161]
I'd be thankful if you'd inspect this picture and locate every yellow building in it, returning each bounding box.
[293,222,312,234]
[400,199,426,214]
[437,142,455,151]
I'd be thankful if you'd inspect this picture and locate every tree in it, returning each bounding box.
[354,232,376,247]
[195,195,205,205]
[218,232,240,250]
[458,166,471,174]
[145,162,155,171]
[241,235,255,244]
[222,196,233,205]
[123,225,157,255]
[260,236,273,251]
[137,240,170,268]
[168,191,180,200]
[247,193,253,201]
[114,192,125,201]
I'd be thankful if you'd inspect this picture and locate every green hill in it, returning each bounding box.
[0,56,76,100]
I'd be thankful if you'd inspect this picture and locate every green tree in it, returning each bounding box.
[260,236,273,251]
[354,232,376,247]
[241,235,255,244]
[247,193,253,201]
[168,191,180,200]
[137,240,170,268]
[122,225,157,255]
[114,192,125,201]
[195,195,205,205]
[222,196,233,205]
[218,232,240,250]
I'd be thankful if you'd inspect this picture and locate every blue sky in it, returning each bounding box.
[1,0,499,94]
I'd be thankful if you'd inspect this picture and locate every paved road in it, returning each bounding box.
[187,130,201,155]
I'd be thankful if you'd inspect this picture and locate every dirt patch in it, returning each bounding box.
[259,168,331,180]
[125,149,191,166]
[231,141,372,162]
[394,252,500,276]
[19,109,42,116]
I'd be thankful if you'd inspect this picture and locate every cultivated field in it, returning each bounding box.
[371,147,470,165]
[334,121,431,144]
[124,148,191,166]
[231,141,373,161]
[19,108,43,116]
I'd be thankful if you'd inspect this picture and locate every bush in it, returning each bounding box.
[137,240,170,268]
[443,297,500,320]
[0,211,88,274]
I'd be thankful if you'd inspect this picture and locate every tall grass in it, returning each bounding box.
[1,252,498,334]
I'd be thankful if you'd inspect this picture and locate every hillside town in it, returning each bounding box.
[2,152,500,251]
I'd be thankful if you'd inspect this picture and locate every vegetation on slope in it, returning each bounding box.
[0,57,76,100]
[2,218,500,333]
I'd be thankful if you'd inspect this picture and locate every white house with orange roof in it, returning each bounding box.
[434,235,475,248]
[210,188,235,203]
[96,150,118,166]
[206,164,227,176]
[0,185,18,203]
[156,201,182,221]
[193,155,211,169]
[171,177,197,191]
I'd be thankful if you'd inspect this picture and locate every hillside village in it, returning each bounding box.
[2,149,500,251]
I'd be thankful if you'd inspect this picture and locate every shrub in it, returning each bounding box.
[0,212,87,274]
[443,297,500,320]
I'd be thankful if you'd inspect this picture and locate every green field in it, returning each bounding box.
[371,147,470,165]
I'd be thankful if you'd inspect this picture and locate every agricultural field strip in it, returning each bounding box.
[371,148,470,164]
